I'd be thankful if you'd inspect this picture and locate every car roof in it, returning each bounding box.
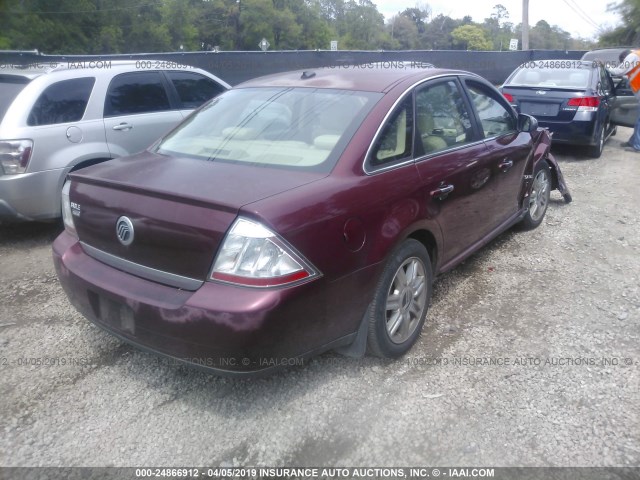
[0,60,210,81]
[581,48,632,63]
[235,67,474,93]
[0,66,50,80]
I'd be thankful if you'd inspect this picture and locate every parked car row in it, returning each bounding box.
[6,50,636,375]
[1,52,636,223]
[0,61,230,222]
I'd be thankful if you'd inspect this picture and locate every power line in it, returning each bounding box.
[565,0,602,29]
[560,0,603,33]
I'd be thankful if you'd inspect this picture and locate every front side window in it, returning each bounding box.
[27,77,95,126]
[105,72,170,116]
[155,87,381,172]
[167,72,226,109]
[415,80,474,155]
[370,96,414,167]
[465,81,517,138]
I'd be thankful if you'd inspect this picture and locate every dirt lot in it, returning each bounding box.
[1,128,639,469]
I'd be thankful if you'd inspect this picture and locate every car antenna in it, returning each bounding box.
[301,71,316,79]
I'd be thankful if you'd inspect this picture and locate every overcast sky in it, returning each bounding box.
[374,0,622,41]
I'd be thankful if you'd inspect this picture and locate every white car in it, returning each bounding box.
[0,60,230,222]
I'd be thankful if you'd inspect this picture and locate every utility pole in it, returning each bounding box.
[235,0,242,50]
[522,0,529,50]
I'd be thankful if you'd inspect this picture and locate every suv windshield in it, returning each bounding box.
[0,75,31,120]
[508,63,592,89]
[155,87,382,172]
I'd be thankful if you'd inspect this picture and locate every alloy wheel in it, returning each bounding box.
[385,257,427,344]
[528,168,550,222]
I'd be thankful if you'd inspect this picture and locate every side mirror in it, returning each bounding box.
[517,113,538,133]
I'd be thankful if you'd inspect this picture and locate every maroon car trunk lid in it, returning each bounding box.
[69,152,324,284]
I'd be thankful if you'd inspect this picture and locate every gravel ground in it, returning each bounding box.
[1,128,639,469]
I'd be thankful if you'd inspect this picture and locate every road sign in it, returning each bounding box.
[259,38,270,51]
[330,40,338,51]
[509,38,519,51]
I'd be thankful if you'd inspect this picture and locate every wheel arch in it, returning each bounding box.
[56,157,114,212]
[69,157,112,173]
[406,228,438,273]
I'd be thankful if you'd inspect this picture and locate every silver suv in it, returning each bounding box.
[0,60,230,222]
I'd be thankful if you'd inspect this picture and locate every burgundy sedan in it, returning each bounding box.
[53,67,571,375]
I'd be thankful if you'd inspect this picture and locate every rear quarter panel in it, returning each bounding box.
[244,165,444,342]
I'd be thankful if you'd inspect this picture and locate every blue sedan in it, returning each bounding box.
[500,60,625,158]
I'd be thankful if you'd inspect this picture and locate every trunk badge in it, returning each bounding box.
[536,90,547,95]
[116,216,135,246]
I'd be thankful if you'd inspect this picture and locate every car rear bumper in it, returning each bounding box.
[538,118,598,146]
[53,231,369,375]
[0,168,65,222]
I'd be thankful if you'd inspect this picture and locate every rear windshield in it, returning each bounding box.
[154,87,382,172]
[507,63,593,89]
[0,75,30,120]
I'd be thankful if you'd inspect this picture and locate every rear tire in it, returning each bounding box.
[588,123,605,158]
[520,160,551,230]
[367,239,432,358]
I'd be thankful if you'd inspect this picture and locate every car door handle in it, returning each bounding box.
[430,184,454,200]
[112,123,133,131]
[498,159,514,172]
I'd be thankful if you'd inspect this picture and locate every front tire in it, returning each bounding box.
[367,239,432,358]
[520,160,551,230]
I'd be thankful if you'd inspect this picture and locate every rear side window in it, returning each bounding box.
[0,75,30,120]
[370,96,414,167]
[166,72,225,109]
[27,77,95,126]
[105,72,170,116]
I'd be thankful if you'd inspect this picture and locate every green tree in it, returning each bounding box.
[513,20,576,50]
[451,24,493,50]
[289,0,333,49]
[0,0,595,54]
[2,0,98,53]
[93,25,125,53]
[162,0,199,51]
[237,0,303,50]
[192,0,237,51]
[421,14,459,49]
[482,4,513,50]
[599,0,640,45]
[388,14,420,50]
[400,6,430,34]
[339,0,389,50]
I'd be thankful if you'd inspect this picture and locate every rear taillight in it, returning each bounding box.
[502,92,515,103]
[210,217,320,287]
[61,180,77,237]
[0,139,33,174]
[567,96,600,112]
